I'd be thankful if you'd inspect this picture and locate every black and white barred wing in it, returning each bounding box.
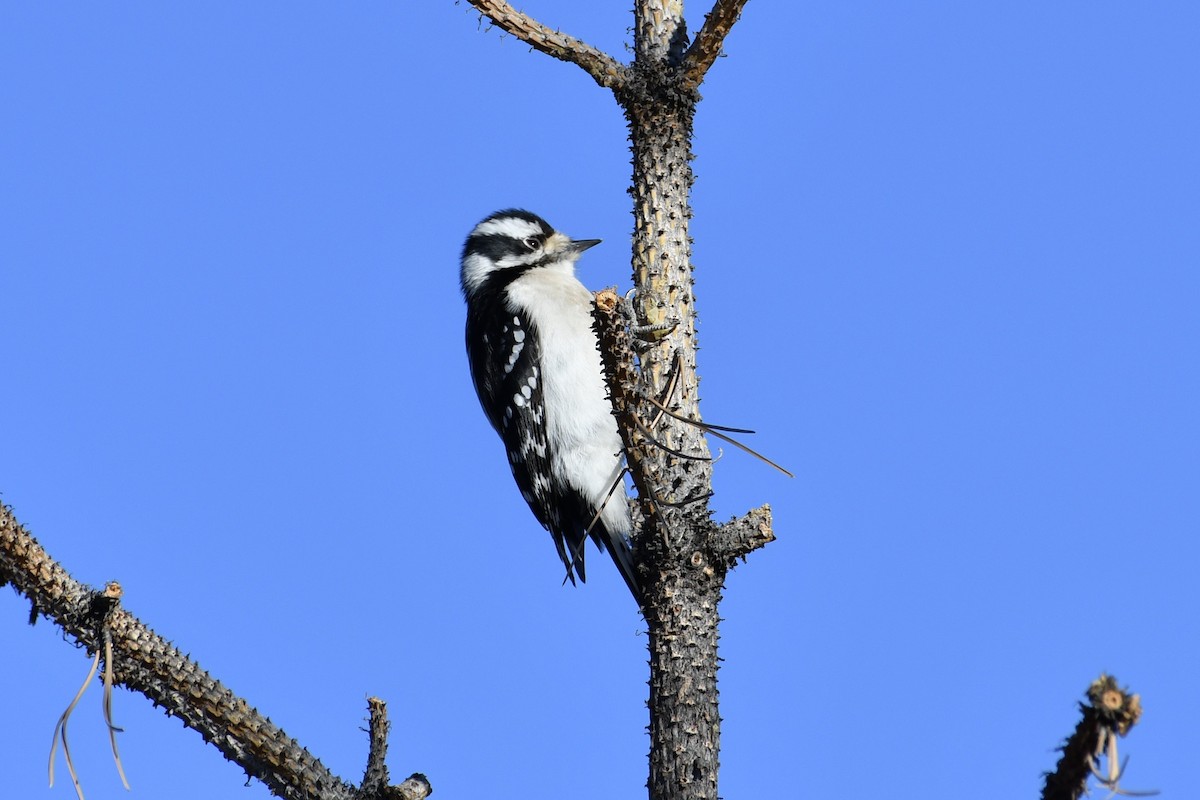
[469,308,580,574]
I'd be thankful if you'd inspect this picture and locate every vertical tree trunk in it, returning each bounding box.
[620,13,724,791]
[462,3,764,798]
[2,4,770,800]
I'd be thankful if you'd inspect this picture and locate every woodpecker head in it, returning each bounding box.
[460,209,601,299]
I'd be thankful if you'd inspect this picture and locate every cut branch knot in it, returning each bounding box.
[1041,674,1154,800]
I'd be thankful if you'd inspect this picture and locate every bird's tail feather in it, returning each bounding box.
[565,522,641,606]
[598,528,642,607]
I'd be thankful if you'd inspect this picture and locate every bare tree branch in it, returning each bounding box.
[463,1,629,89]
[682,0,751,87]
[0,502,425,800]
[363,698,391,794]
[592,289,660,525]
[595,279,777,800]
[9,3,761,798]
[711,505,775,563]
[1042,675,1152,800]
[391,774,435,800]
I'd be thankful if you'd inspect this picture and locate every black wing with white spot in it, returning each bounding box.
[466,301,583,578]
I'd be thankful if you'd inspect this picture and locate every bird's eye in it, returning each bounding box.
[523,237,541,252]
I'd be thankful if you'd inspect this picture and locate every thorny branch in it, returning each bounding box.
[362,698,393,794]
[464,0,750,91]
[9,3,763,799]
[48,581,129,800]
[463,0,629,89]
[1041,674,1155,800]
[593,289,662,527]
[0,503,428,800]
[682,0,751,87]
[592,290,776,566]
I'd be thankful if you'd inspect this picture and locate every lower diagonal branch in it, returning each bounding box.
[0,503,424,800]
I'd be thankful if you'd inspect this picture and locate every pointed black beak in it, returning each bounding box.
[570,238,602,254]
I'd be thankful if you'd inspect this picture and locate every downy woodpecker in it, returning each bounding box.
[460,209,639,602]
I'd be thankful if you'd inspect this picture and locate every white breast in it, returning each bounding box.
[504,266,630,535]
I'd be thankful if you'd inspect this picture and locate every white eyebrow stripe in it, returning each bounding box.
[472,217,543,240]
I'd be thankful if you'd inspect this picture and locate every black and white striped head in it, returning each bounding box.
[460,209,600,299]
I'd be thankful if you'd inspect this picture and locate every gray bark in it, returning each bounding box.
[0,4,769,800]
[0,504,429,800]
[469,3,771,798]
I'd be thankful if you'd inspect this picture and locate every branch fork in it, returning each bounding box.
[592,290,775,573]
[466,0,749,90]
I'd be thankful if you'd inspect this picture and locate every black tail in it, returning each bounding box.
[564,522,642,607]
[597,527,642,607]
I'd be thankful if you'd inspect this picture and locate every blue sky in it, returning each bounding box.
[3,3,1198,799]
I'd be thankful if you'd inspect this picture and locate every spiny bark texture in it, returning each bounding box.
[634,0,690,63]
[621,13,721,795]
[464,0,628,89]
[1041,675,1145,800]
[681,0,751,87]
[623,5,768,796]
[595,286,766,800]
[0,503,426,800]
[4,4,763,800]
[467,2,766,798]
